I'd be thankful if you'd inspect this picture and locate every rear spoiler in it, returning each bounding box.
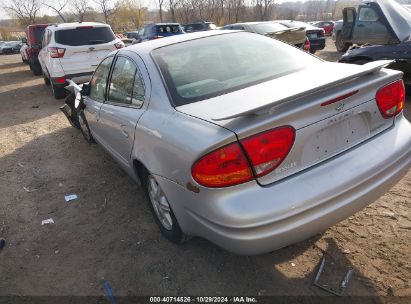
[212,60,394,121]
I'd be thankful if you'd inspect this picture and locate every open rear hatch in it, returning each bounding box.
[177,61,403,186]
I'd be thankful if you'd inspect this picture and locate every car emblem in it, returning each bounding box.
[89,47,95,51]
[335,103,345,111]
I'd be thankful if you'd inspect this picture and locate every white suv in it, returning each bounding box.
[38,22,124,99]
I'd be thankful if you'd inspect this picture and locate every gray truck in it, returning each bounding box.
[333,0,410,52]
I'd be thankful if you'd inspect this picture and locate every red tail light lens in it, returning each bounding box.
[151,36,164,40]
[192,142,253,188]
[303,38,311,52]
[376,80,405,119]
[192,126,295,188]
[48,47,65,58]
[241,126,295,177]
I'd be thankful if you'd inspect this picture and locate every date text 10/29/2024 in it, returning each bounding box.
[150,297,258,303]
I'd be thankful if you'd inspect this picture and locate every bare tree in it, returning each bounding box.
[71,0,90,22]
[4,0,42,26]
[156,0,165,22]
[43,0,68,22]
[94,0,113,23]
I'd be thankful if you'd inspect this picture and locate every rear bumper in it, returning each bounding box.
[157,115,411,255]
[309,37,326,51]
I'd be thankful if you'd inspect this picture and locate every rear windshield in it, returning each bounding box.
[55,26,115,46]
[152,32,320,106]
[33,27,45,44]
[253,23,289,34]
[156,25,182,34]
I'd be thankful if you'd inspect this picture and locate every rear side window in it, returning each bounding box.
[55,27,115,46]
[156,25,181,34]
[33,27,45,44]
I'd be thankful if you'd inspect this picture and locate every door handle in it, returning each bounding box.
[120,125,129,138]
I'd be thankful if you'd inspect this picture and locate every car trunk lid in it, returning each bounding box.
[177,61,402,185]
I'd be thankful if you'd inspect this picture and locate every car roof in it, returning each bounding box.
[146,23,181,26]
[123,30,240,56]
[48,22,110,30]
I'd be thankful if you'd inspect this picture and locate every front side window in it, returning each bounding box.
[89,56,114,101]
[358,7,379,22]
[108,57,137,105]
[152,32,320,106]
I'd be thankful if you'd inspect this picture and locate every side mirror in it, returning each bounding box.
[22,37,27,44]
[81,83,90,96]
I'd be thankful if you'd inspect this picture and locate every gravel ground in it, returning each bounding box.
[0,38,410,299]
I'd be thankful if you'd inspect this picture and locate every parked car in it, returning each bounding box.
[20,42,29,63]
[339,43,411,87]
[38,22,124,99]
[312,21,334,36]
[182,21,217,32]
[221,22,309,51]
[61,30,411,255]
[276,20,325,53]
[133,23,184,44]
[24,24,50,75]
[336,0,408,52]
[0,41,22,54]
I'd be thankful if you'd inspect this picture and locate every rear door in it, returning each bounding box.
[341,7,356,40]
[97,54,150,166]
[83,56,114,139]
[352,5,393,45]
[55,26,117,75]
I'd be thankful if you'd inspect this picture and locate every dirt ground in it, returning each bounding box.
[0,38,410,299]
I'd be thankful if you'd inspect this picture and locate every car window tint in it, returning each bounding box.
[358,8,379,22]
[131,71,145,107]
[89,56,113,101]
[153,32,319,106]
[157,25,181,34]
[108,57,137,105]
[55,27,115,46]
[34,27,45,44]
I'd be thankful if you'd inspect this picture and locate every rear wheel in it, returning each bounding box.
[51,83,66,99]
[336,32,351,53]
[142,170,189,244]
[43,72,51,86]
[31,62,42,76]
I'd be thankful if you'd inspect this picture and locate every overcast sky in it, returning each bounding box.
[0,0,310,22]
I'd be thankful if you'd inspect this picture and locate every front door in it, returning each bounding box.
[97,54,149,167]
[341,7,356,41]
[83,56,114,140]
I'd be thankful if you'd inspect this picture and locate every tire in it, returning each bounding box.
[336,32,351,53]
[31,62,42,76]
[51,83,67,99]
[142,169,189,244]
[77,109,95,143]
[43,72,51,86]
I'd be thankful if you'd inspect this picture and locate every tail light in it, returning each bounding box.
[191,142,253,188]
[376,79,405,119]
[114,42,124,49]
[303,38,311,52]
[319,30,325,37]
[150,36,164,40]
[192,126,295,188]
[48,47,65,58]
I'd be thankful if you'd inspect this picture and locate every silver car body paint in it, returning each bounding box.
[81,31,411,254]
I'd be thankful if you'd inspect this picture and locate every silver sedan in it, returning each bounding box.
[62,31,411,255]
